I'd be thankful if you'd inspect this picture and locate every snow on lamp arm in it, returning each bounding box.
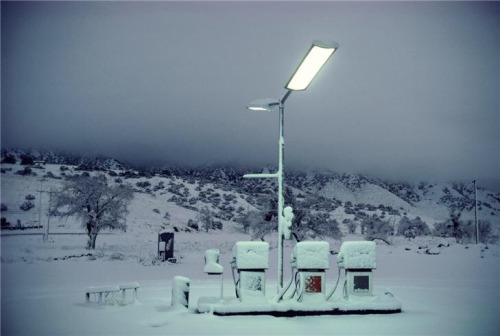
[244,40,339,292]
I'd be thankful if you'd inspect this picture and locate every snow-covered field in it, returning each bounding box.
[1,161,499,335]
[1,231,499,336]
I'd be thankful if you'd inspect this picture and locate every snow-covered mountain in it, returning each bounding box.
[1,148,499,236]
[0,148,126,170]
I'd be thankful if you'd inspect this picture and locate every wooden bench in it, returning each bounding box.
[85,285,120,303]
[119,282,140,301]
[85,283,140,304]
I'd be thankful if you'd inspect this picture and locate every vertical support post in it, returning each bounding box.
[277,101,285,292]
[243,90,292,294]
[276,90,291,293]
[45,189,52,242]
[219,273,224,301]
[39,179,45,241]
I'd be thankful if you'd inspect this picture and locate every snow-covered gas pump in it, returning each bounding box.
[337,241,376,299]
[204,249,224,300]
[291,241,330,302]
[231,241,269,302]
[198,240,402,315]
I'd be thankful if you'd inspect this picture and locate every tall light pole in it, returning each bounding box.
[244,40,339,291]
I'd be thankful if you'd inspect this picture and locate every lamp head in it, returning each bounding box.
[285,40,339,91]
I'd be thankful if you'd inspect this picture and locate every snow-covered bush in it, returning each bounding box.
[343,219,357,234]
[109,252,126,261]
[212,220,223,230]
[235,210,260,234]
[44,171,60,179]
[16,167,35,176]
[362,215,394,243]
[187,219,198,231]
[397,216,430,239]
[136,181,151,190]
[294,212,343,241]
[20,201,35,211]
[1,154,16,164]
[139,252,164,266]
[20,154,34,165]
[153,181,165,192]
[434,218,498,244]
[476,220,499,244]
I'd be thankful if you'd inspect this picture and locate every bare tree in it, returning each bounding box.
[53,175,133,249]
[235,210,260,234]
[362,215,394,244]
[197,206,213,232]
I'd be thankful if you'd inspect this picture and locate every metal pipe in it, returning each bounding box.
[277,100,285,292]
[280,90,292,105]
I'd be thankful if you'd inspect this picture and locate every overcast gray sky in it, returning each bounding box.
[2,1,499,186]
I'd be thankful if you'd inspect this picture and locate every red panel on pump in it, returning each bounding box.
[305,275,322,293]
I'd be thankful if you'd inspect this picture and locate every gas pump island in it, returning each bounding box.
[195,239,402,316]
[180,41,400,316]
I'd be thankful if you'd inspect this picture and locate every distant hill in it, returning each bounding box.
[1,148,498,239]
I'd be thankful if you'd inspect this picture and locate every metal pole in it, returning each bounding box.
[277,101,285,292]
[46,188,52,242]
[38,179,46,241]
[220,273,224,301]
[276,89,291,292]
[473,180,478,244]
[243,90,292,293]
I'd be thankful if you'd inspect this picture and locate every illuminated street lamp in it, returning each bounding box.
[244,40,339,291]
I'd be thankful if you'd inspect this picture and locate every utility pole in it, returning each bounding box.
[38,179,44,239]
[45,188,53,241]
[38,179,53,242]
[473,180,478,244]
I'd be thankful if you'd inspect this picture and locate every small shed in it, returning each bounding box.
[158,232,175,262]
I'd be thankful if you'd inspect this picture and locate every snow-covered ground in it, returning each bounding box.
[1,231,499,335]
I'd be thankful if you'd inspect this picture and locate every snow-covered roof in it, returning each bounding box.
[233,241,269,270]
[292,241,330,270]
[337,241,376,269]
[204,249,223,274]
